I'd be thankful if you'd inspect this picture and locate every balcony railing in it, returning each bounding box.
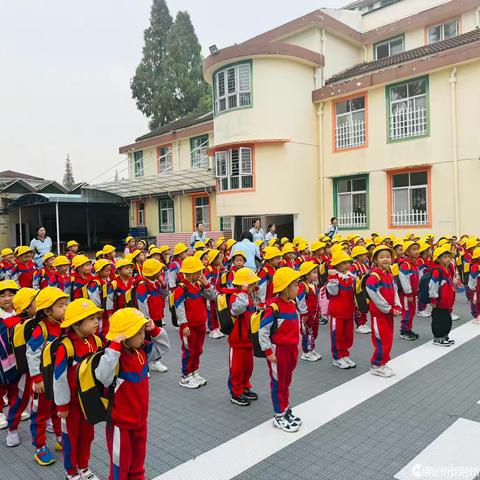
[335,120,366,150]
[391,209,428,226]
[338,212,367,228]
[389,106,427,140]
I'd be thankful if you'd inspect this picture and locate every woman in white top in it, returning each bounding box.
[264,224,277,243]
[30,226,52,267]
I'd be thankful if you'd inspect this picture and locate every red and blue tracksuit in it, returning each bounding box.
[53,332,100,476]
[95,327,169,480]
[417,257,429,312]
[259,298,299,415]
[65,251,76,264]
[173,280,215,376]
[205,265,222,331]
[87,276,110,337]
[398,258,419,333]
[70,272,94,300]
[224,266,240,289]
[135,275,168,327]
[0,260,14,280]
[468,261,480,319]
[350,261,370,327]
[297,281,320,353]
[106,277,134,313]
[33,267,55,290]
[326,270,355,360]
[8,260,36,287]
[256,263,276,308]
[429,264,455,338]
[167,258,183,290]
[48,271,71,296]
[366,268,401,366]
[227,291,255,397]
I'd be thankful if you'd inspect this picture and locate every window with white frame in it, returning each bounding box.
[335,96,366,150]
[214,62,251,114]
[391,171,429,225]
[220,216,233,232]
[388,77,428,141]
[335,177,368,228]
[158,145,173,173]
[133,151,143,178]
[427,18,459,44]
[158,198,174,233]
[374,35,404,60]
[137,202,145,226]
[191,134,209,168]
[194,196,210,229]
[215,147,253,191]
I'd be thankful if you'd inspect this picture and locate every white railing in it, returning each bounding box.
[335,120,366,150]
[391,209,428,226]
[389,106,427,140]
[338,212,367,228]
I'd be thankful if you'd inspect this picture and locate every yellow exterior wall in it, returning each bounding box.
[323,33,363,80]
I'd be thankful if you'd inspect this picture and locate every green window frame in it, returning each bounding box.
[190,134,209,168]
[333,175,369,230]
[158,197,174,233]
[385,75,430,143]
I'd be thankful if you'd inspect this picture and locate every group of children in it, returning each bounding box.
[0,230,475,477]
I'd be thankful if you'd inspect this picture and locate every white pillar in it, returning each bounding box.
[55,201,60,255]
[19,207,23,245]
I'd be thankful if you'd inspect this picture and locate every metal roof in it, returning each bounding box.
[9,191,126,208]
[86,168,216,200]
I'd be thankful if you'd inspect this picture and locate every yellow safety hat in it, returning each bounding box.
[194,250,208,260]
[207,249,221,265]
[94,259,111,272]
[437,238,450,247]
[204,237,211,245]
[403,241,419,253]
[158,245,170,254]
[13,288,38,313]
[465,238,479,250]
[106,308,149,341]
[331,251,353,267]
[331,243,346,255]
[96,250,104,258]
[125,236,134,243]
[374,236,384,245]
[116,258,133,269]
[67,240,79,248]
[148,244,155,253]
[42,252,56,263]
[53,255,70,267]
[297,242,308,252]
[148,247,163,256]
[473,247,480,260]
[433,244,452,261]
[0,280,19,293]
[263,246,282,260]
[216,238,226,248]
[232,267,260,286]
[226,239,237,250]
[254,239,265,247]
[35,287,68,311]
[142,258,165,277]
[351,246,369,257]
[418,242,431,254]
[0,248,13,257]
[273,267,302,293]
[72,255,91,270]
[292,236,302,245]
[372,245,393,258]
[231,250,247,260]
[103,244,116,255]
[131,249,143,260]
[299,261,318,277]
[137,239,147,247]
[173,243,188,256]
[392,240,404,249]
[194,241,206,250]
[180,256,204,274]
[267,238,279,247]
[16,246,33,257]
[365,241,375,249]
[62,298,103,328]
[310,241,326,253]
[281,243,296,255]
[280,237,290,245]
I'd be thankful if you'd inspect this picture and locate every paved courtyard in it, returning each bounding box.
[1,294,480,480]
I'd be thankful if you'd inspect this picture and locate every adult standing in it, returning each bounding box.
[30,226,53,267]
[230,232,261,271]
[190,222,207,247]
[264,224,277,243]
[325,217,339,240]
[249,219,265,242]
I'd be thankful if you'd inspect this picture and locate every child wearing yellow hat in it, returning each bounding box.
[417,243,434,318]
[227,267,260,406]
[33,252,56,290]
[49,256,71,295]
[96,308,169,480]
[327,251,356,369]
[256,247,282,308]
[9,246,35,288]
[279,243,296,269]
[53,299,104,480]
[123,236,137,257]
[173,257,216,389]
[167,243,189,290]
[65,241,79,263]
[102,244,117,280]
[260,267,302,433]
[71,256,94,301]
[106,259,135,313]
[294,243,309,270]
[0,248,15,281]
[204,250,225,340]
[224,251,247,288]
[468,247,480,324]
[86,259,112,339]
[27,287,68,465]
[350,246,371,334]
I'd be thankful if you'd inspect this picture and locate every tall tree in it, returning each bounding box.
[62,154,75,190]
[131,0,173,129]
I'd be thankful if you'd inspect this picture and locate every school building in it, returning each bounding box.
[109,0,480,242]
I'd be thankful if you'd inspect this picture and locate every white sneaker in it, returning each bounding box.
[178,374,200,389]
[6,429,20,447]
[0,412,7,430]
[370,364,395,378]
[20,411,30,421]
[46,418,54,433]
[417,310,431,318]
[193,371,207,386]
[356,324,371,334]
[79,468,99,480]
[451,313,460,321]
[209,329,225,339]
[150,360,168,373]
[301,352,319,362]
[272,414,299,433]
[343,357,356,368]
[311,350,322,360]
[332,358,350,369]
[66,474,81,480]
[472,317,480,324]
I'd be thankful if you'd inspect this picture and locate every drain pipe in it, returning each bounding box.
[317,103,325,233]
[449,66,460,237]
[476,7,480,28]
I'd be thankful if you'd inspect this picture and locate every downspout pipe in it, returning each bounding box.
[449,66,460,237]
[317,103,325,234]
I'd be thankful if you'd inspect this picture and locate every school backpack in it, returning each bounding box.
[125,280,147,309]
[418,267,443,306]
[0,321,19,384]
[390,263,402,292]
[76,348,118,424]
[215,293,234,335]
[354,272,381,314]
[168,283,187,327]
[318,263,328,286]
[249,303,279,358]
[12,317,46,375]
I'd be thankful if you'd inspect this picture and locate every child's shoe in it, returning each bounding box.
[178,374,200,389]
[433,337,451,347]
[231,394,250,406]
[472,317,480,324]
[193,371,207,386]
[370,364,395,378]
[451,313,460,321]
[6,429,20,447]
[356,324,371,334]
[273,414,299,433]
[332,358,350,369]
[445,336,455,344]
[343,357,356,368]
[66,474,81,480]
[55,436,63,451]
[311,350,322,360]
[208,328,224,339]
[149,360,168,373]
[79,467,100,480]
[20,411,30,421]
[243,389,258,401]
[34,446,56,466]
[319,317,328,325]
[409,330,419,339]
[300,351,319,362]
[417,310,431,318]
[285,407,302,426]
[400,330,415,341]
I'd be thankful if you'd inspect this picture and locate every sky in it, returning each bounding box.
[0,0,347,185]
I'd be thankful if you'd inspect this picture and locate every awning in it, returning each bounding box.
[207,138,289,156]
[86,168,216,200]
[9,191,126,208]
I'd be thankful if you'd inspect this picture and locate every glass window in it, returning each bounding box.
[137,202,145,226]
[194,196,210,229]
[335,177,368,228]
[391,171,429,225]
[375,35,404,60]
[335,95,366,150]
[427,19,459,44]
[158,198,174,233]
[215,147,253,192]
[158,145,172,173]
[191,134,209,168]
[133,151,143,178]
[214,62,252,114]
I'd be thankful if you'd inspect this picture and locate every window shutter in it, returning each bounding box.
[215,151,228,178]
[239,148,252,174]
[238,64,251,92]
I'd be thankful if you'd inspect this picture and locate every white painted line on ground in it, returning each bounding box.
[395,418,480,480]
[155,322,480,480]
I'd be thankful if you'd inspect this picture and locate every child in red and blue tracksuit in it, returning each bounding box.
[87,263,112,338]
[256,253,281,308]
[417,246,433,317]
[167,251,187,290]
[326,260,356,369]
[33,255,56,290]
[350,253,371,333]
[468,254,480,322]
[71,261,94,300]
[205,251,224,337]
[0,251,15,281]
[49,258,71,295]
[96,311,169,480]
[398,245,420,340]
[224,252,246,289]
[8,252,36,288]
